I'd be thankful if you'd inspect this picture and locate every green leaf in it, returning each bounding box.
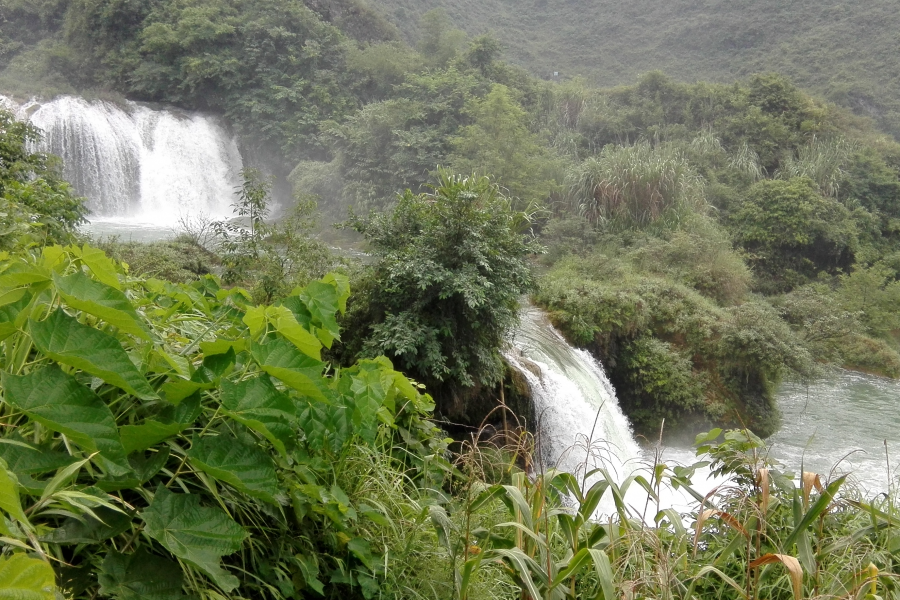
[40,506,132,544]
[120,421,188,455]
[76,244,121,290]
[188,434,279,504]
[322,272,350,313]
[29,309,157,400]
[142,486,247,592]
[0,457,27,528]
[54,271,151,340]
[0,554,56,600]
[220,376,296,457]
[299,281,341,346]
[251,337,327,401]
[349,367,386,442]
[266,305,321,360]
[0,291,31,342]
[98,550,186,600]
[2,366,130,475]
[242,305,267,337]
[783,475,847,550]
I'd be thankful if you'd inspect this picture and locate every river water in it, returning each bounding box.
[767,371,900,494]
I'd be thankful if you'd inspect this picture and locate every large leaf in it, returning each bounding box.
[0,554,56,600]
[29,309,157,400]
[220,376,296,457]
[98,550,186,600]
[266,305,321,360]
[0,457,28,529]
[119,421,189,455]
[299,281,341,347]
[40,506,133,545]
[142,486,247,592]
[348,367,387,442]
[3,366,130,475]
[76,244,122,290]
[251,337,327,401]
[188,434,279,504]
[54,271,151,340]
[0,291,31,341]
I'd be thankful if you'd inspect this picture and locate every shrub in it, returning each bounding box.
[0,243,445,599]
[343,171,538,415]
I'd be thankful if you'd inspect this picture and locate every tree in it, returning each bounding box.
[0,109,86,249]
[450,84,558,207]
[731,177,857,291]
[344,171,538,409]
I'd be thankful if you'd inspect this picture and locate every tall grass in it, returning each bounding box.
[567,142,708,231]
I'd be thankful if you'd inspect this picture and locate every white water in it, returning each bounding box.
[8,95,243,227]
[505,307,721,517]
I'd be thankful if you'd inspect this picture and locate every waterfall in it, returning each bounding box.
[505,306,718,517]
[504,307,643,483]
[13,95,243,225]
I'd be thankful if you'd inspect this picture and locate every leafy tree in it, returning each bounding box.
[451,83,558,207]
[216,169,339,303]
[731,176,857,290]
[416,8,465,68]
[344,171,538,411]
[0,109,86,249]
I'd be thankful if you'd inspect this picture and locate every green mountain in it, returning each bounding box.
[373,0,900,136]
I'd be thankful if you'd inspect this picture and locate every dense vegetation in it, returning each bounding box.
[371,0,900,140]
[5,0,900,597]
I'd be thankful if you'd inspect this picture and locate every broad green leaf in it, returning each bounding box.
[242,305,267,337]
[0,262,51,289]
[0,458,27,526]
[54,271,151,340]
[299,281,340,346]
[251,338,327,401]
[349,368,386,442]
[76,244,121,290]
[29,309,157,400]
[96,448,171,493]
[142,486,247,592]
[266,305,321,359]
[220,376,296,457]
[322,272,350,313]
[199,338,246,357]
[188,434,279,504]
[160,379,213,405]
[120,421,188,455]
[0,554,56,600]
[40,506,132,544]
[98,550,186,600]
[3,366,130,475]
[0,291,30,342]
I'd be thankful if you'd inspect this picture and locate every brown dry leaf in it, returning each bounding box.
[693,509,749,554]
[757,467,770,513]
[801,472,823,507]
[749,553,803,600]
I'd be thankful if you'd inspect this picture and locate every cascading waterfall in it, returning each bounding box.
[12,95,243,225]
[504,307,643,482]
[505,306,718,516]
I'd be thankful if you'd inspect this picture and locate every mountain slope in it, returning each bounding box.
[373,0,900,135]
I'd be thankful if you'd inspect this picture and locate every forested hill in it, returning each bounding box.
[371,0,900,138]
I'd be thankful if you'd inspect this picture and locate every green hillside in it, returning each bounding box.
[373,0,900,136]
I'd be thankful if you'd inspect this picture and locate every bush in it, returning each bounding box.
[0,243,446,599]
[342,171,538,416]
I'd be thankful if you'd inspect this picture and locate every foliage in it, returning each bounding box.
[95,237,219,284]
[431,425,900,600]
[0,109,86,249]
[343,171,538,411]
[535,252,815,438]
[0,243,446,599]
[450,83,559,207]
[374,0,900,138]
[732,177,858,292]
[216,169,342,303]
[568,141,708,231]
